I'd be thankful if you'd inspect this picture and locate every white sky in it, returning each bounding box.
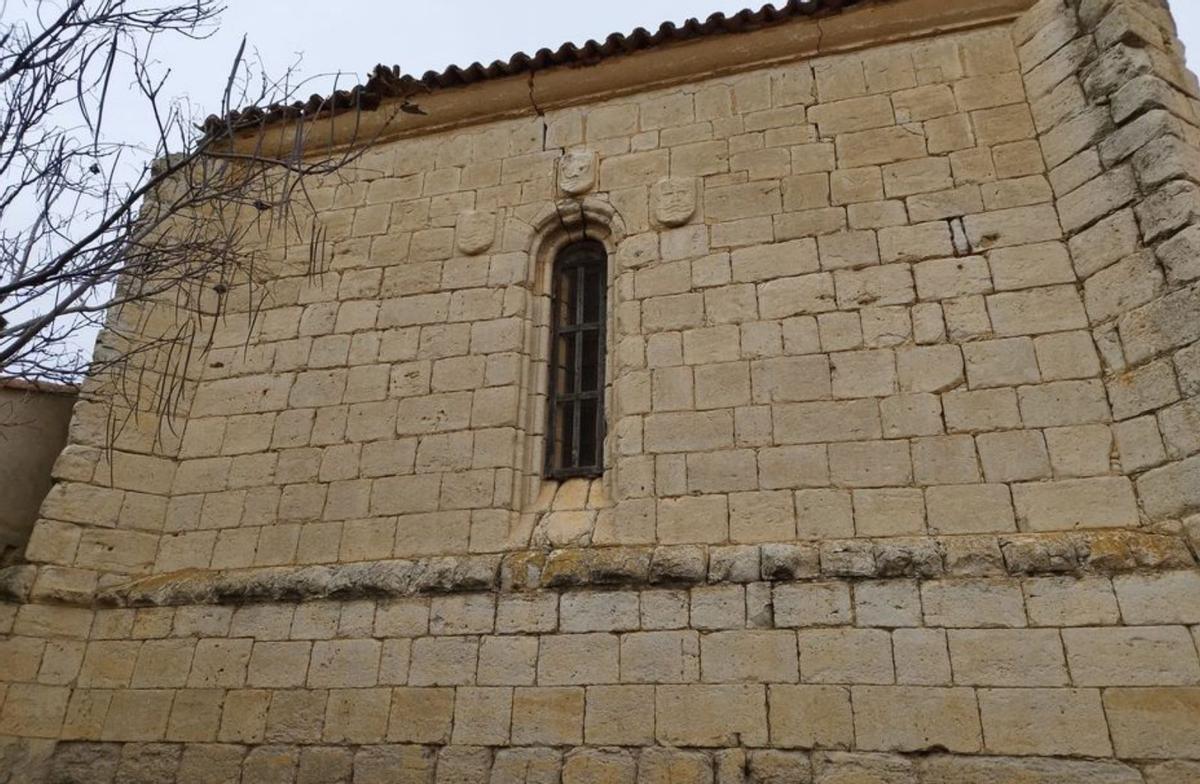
[111,1,1200,127]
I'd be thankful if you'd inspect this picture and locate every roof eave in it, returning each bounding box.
[217,0,1036,158]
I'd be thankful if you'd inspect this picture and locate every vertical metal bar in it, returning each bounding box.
[595,256,607,469]
[570,263,584,470]
[544,265,559,476]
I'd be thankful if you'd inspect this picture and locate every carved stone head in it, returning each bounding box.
[558,150,598,196]
[653,177,697,227]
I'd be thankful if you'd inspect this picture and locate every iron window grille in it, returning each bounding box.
[544,240,607,479]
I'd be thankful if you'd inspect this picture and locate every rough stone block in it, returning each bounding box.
[852,686,982,753]
[387,688,454,744]
[1023,576,1120,627]
[538,634,619,685]
[511,687,584,746]
[837,126,928,169]
[1063,626,1200,686]
[853,489,926,537]
[657,684,769,749]
[702,631,798,683]
[977,430,1051,482]
[768,685,854,749]
[798,629,893,684]
[307,639,380,688]
[1104,687,1200,758]
[893,628,952,685]
[774,583,852,627]
[560,591,639,633]
[1012,477,1139,531]
[1112,571,1200,625]
[563,749,637,784]
[921,579,1025,628]
[920,754,1142,784]
[978,688,1112,756]
[926,485,1017,535]
[621,631,700,684]
[948,629,1068,686]
[477,635,538,686]
[408,637,477,687]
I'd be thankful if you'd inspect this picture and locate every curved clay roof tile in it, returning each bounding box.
[201,0,874,137]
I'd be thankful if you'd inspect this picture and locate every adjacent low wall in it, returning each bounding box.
[0,381,77,561]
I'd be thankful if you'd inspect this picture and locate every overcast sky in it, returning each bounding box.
[108,1,1200,128]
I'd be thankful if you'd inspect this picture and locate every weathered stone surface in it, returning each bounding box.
[1137,454,1200,521]
[746,750,814,784]
[563,748,636,784]
[1105,687,1200,758]
[978,687,1112,756]
[653,178,698,227]
[852,686,982,753]
[558,150,598,195]
[456,211,495,255]
[656,684,768,747]
[0,565,37,603]
[1143,761,1200,784]
[921,579,1025,628]
[1023,576,1119,626]
[812,751,914,784]
[768,685,853,750]
[1063,626,1200,686]
[76,530,1197,622]
[638,747,714,784]
[948,629,1067,686]
[760,544,820,581]
[703,630,797,683]
[774,582,851,627]
[1112,570,1200,625]
[47,742,121,784]
[919,755,1143,784]
[115,743,182,784]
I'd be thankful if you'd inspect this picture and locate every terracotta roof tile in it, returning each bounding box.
[203,0,874,135]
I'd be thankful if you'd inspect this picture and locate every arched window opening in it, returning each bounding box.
[545,240,607,479]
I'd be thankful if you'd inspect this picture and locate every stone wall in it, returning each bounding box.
[6,564,1200,783]
[0,382,76,563]
[3,0,1200,780]
[26,17,1135,583]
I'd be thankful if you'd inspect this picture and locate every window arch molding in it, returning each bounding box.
[511,197,626,509]
[524,198,625,294]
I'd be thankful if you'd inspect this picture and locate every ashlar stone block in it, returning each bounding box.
[655,684,768,747]
[768,684,854,749]
[584,686,655,746]
[852,686,982,753]
[1064,626,1200,686]
[701,631,798,683]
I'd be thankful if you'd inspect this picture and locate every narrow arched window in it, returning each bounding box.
[545,240,607,479]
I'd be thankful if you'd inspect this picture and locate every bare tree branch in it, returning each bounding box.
[0,0,406,434]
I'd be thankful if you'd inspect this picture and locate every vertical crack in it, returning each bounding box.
[528,69,549,151]
[529,68,582,241]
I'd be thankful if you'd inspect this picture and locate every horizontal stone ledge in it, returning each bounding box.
[39,741,1178,784]
[55,529,1196,608]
